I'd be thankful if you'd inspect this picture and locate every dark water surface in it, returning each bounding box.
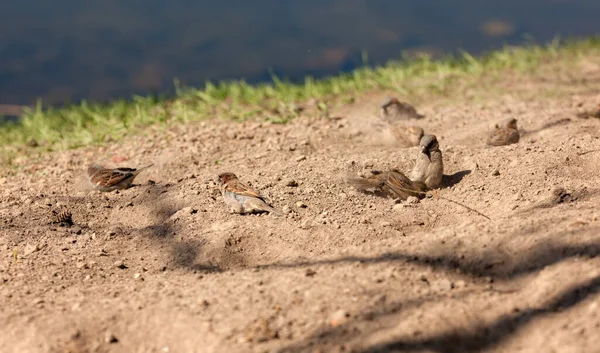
[1,0,599,106]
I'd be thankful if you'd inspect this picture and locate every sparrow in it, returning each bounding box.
[348,169,427,200]
[87,164,154,192]
[487,118,520,146]
[380,97,424,122]
[218,172,283,216]
[410,134,444,189]
[388,124,424,147]
[576,104,600,119]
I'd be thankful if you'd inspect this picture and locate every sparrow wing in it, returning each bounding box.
[92,168,135,187]
[487,127,506,146]
[225,179,264,199]
[384,170,423,198]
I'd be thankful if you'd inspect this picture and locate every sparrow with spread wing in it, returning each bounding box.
[348,169,427,200]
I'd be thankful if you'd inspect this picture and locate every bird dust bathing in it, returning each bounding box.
[2,50,600,352]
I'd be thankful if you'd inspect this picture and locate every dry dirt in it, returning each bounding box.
[1,63,600,353]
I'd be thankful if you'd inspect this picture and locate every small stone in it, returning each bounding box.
[379,221,392,227]
[286,180,299,187]
[70,227,82,235]
[295,155,307,162]
[76,262,88,269]
[281,205,291,214]
[33,297,44,305]
[406,196,419,204]
[114,261,127,269]
[435,279,454,291]
[23,243,39,256]
[300,219,310,229]
[392,204,404,212]
[105,333,119,344]
[491,169,500,176]
[133,273,143,280]
[329,310,350,327]
[296,201,307,208]
[305,269,317,277]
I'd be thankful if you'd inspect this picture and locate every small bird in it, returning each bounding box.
[87,164,153,192]
[576,104,600,119]
[487,118,520,146]
[218,172,283,216]
[348,169,427,200]
[380,97,424,122]
[389,124,424,147]
[410,134,444,189]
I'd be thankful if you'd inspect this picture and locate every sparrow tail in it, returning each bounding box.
[132,164,154,175]
[261,204,284,217]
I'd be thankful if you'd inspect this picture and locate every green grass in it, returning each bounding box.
[1,36,599,152]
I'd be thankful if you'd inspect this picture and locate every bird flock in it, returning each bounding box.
[86,97,521,216]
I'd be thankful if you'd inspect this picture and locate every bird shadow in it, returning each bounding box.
[520,118,572,137]
[440,170,471,189]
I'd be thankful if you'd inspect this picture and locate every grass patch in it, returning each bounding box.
[1,36,599,151]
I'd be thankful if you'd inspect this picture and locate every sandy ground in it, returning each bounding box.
[1,59,600,353]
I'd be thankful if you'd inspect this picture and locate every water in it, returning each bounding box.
[1,0,599,107]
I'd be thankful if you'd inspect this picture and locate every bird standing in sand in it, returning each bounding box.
[218,172,283,216]
[487,118,520,146]
[87,164,154,192]
[410,134,444,189]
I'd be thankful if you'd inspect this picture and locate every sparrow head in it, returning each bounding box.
[218,172,238,185]
[87,164,105,177]
[419,134,439,156]
[381,96,400,110]
[505,118,518,130]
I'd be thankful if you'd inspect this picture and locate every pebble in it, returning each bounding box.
[133,273,143,280]
[114,261,127,269]
[491,169,500,176]
[286,180,299,187]
[406,196,419,204]
[295,155,307,162]
[23,243,39,256]
[281,205,291,214]
[329,309,350,327]
[105,333,119,344]
[296,201,307,208]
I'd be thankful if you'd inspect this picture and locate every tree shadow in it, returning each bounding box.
[360,274,600,353]
[136,182,222,273]
[272,231,600,352]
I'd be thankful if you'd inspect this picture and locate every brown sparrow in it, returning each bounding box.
[389,124,424,147]
[218,172,283,216]
[487,118,520,146]
[576,104,600,119]
[87,164,153,192]
[380,97,424,122]
[348,169,427,200]
[410,134,443,189]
